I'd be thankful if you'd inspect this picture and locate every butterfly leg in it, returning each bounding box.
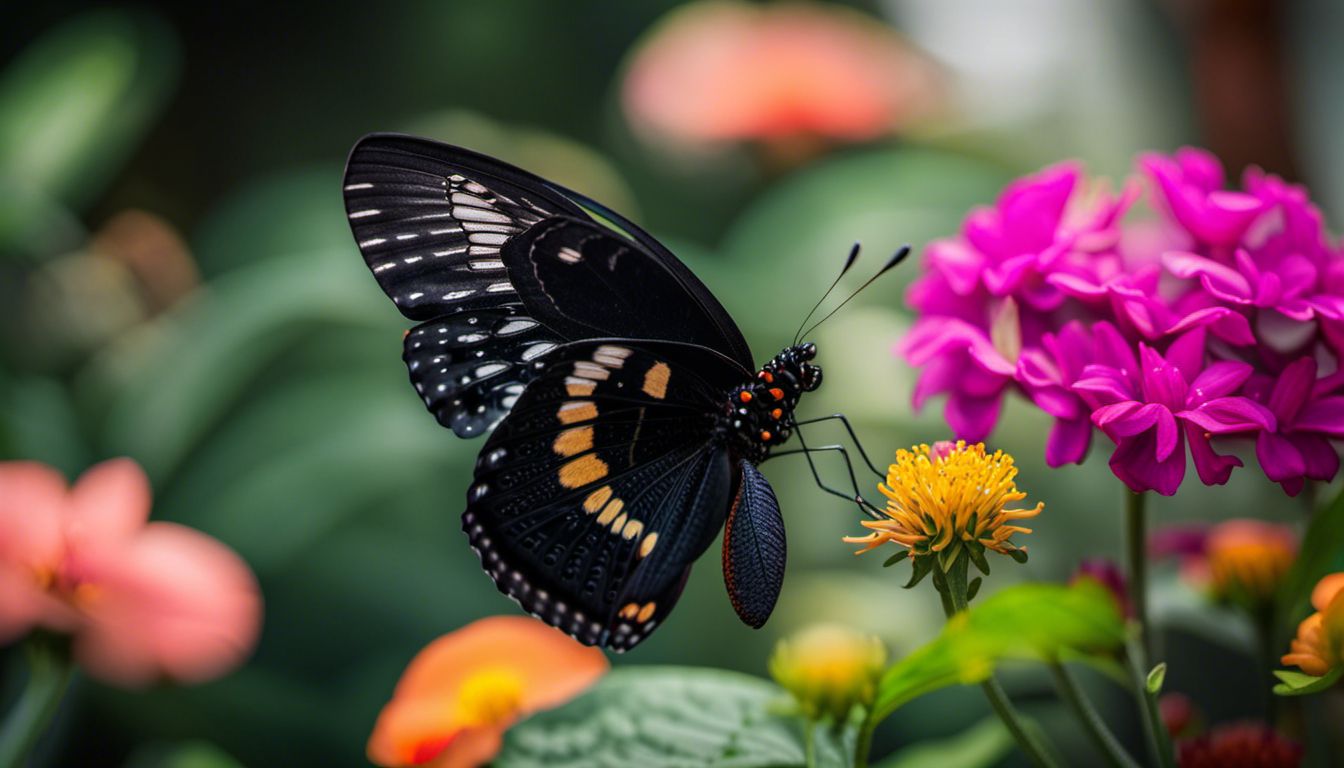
[766,439,884,519]
[788,413,884,479]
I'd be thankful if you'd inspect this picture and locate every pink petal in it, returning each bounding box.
[1187,361,1253,405]
[1295,434,1340,482]
[945,391,1003,442]
[67,458,152,551]
[1074,367,1136,407]
[0,462,67,573]
[1179,397,1275,434]
[1295,397,1344,437]
[1046,417,1092,467]
[1162,251,1251,300]
[1186,425,1243,486]
[1257,431,1306,484]
[1109,430,1186,496]
[1266,357,1315,423]
[1164,329,1207,385]
[75,523,261,687]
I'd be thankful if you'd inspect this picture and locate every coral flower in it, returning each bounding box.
[622,1,940,149]
[769,624,886,721]
[1281,572,1344,677]
[1204,520,1297,604]
[0,459,261,686]
[367,616,608,768]
[1177,722,1303,768]
[844,441,1041,561]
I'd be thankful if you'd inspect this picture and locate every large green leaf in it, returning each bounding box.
[497,667,849,768]
[0,9,177,244]
[871,581,1125,721]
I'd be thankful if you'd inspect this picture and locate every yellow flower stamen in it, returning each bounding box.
[843,441,1042,560]
[456,667,526,728]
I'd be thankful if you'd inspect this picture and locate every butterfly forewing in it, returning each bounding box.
[464,340,741,649]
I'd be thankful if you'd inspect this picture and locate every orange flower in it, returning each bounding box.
[1205,519,1297,603]
[368,617,609,768]
[1281,572,1344,677]
[0,459,261,686]
[622,1,941,150]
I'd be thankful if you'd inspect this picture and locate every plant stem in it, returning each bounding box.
[1049,662,1142,768]
[804,718,817,768]
[1124,491,1151,662]
[854,712,875,768]
[1125,634,1176,768]
[935,564,1059,768]
[0,638,73,768]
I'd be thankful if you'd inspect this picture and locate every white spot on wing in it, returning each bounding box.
[349,209,380,219]
[475,363,508,377]
[496,319,537,336]
[442,289,475,300]
[521,342,557,361]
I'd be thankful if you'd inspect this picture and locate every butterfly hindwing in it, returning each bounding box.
[404,307,559,437]
[463,339,743,649]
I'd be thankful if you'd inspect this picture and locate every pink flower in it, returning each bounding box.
[900,314,1016,441]
[1017,321,1113,466]
[622,2,940,150]
[1244,357,1344,496]
[1074,329,1275,495]
[0,459,261,687]
[1141,148,1265,249]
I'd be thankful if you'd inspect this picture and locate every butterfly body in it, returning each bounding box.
[344,134,814,650]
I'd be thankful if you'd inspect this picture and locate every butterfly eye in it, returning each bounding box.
[799,342,817,361]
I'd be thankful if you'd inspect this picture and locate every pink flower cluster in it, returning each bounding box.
[901,149,1344,496]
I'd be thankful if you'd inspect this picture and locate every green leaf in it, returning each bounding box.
[1008,549,1029,564]
[873,717,1012,768]
[904,556,935,589]
[497,667,846,768]
[125,741,245,768]
[1276,486,1344,631]
[1272,666,1343,697]
[883,550,910,568]
[967,545,991,577]
[870,581,1126,722]
[1146,663,1166,694]
[0,10,177,220]
[966,577,983,603]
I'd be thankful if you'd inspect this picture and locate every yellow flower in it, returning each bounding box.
[769,624,887,721]
[844,441,1042,564]
[1205,519,1297,604]
[1282,572,1344,677]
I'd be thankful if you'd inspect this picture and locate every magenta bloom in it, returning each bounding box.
[1074,329,1274,495]
[1246,357,1344,495]
[1141,148,1265,249]
[900,147,1344,496]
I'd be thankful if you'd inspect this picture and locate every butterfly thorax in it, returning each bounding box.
[723,342,822,464]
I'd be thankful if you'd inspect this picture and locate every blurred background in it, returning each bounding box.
[2,1,1342,765]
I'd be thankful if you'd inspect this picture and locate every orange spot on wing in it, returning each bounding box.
[559,454,608,488]
[558,401,598,424]
[642,362,671,399]
[553,426,595,457]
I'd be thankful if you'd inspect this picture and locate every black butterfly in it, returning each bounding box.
[343,134,897,651]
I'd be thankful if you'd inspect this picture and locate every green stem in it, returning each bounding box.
[0,638,73,768]
[1049,662,1142,768]
[804,718,817,768]
[1125,634,1175,768]
[854,712,876,768]
[935,563,1059,768]
[1124,491,1150,662]
[1253,606,1277,724]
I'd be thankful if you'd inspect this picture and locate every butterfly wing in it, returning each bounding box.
[502,216,754,370]
[464,339,749,650]
[346,134,755,436]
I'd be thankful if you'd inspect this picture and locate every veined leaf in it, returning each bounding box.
[498,667,850,768]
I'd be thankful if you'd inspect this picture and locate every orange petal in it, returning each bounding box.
[74,522,261,687]
[389,616,608,714]
[1311,573,1344,613]
[66,458,152,553]
[427,727,504,768]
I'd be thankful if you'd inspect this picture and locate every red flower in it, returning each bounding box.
[1177,722,1302,768]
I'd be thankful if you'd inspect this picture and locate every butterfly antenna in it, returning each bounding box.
[793,243,862,345]
[799,245,911,341]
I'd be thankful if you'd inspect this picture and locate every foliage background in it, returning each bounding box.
[2,1,1342,765]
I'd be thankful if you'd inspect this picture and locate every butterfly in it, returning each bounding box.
[343,134,900,651]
